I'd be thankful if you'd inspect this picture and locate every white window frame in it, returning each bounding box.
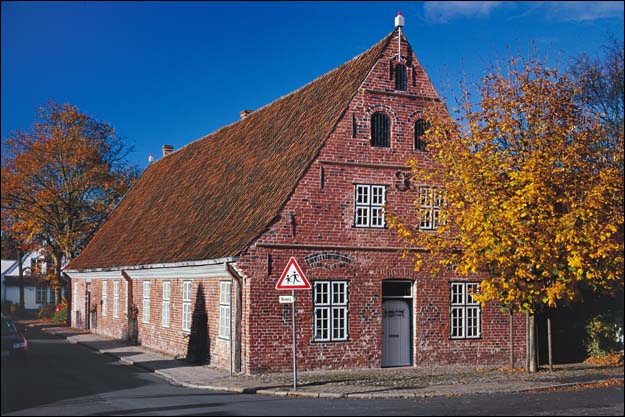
[36,286,49,305]
[354,184,386,228]
[162,281,171,328]
[313,281,348,342]
[142,281,150,324]
[219,281,232,340]
[124,280,128,316]
[73,282,79,312]
[102,281,108,316]
[419,186,444,230]
[113,280,119,319]
[182,281,192,332]
[450,282,481,339]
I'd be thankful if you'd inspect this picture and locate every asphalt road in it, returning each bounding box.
[1,326,623,416]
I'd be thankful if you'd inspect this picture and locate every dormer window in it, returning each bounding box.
[395,63,407,91]
[371,112,390,148]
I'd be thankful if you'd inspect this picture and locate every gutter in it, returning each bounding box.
[121,270,133,342]
[65,257,239,274]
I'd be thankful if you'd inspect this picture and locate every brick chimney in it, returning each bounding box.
[162,144,174,157]
[240,110,254,119]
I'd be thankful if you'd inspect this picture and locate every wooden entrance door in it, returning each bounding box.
[382,299,411,367]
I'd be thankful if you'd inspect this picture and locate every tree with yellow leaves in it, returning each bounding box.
[389,54,624,372]
[1,101,139,304]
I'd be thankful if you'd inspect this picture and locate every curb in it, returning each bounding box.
[42,328,624,400]
[153,370,259,395]
[252,378,625,400]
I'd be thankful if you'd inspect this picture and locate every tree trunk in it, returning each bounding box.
[528,313,537,373]
[509,309,515,368]
[53,252,62,304]
[17,247,24,312]
[547,315,553,372]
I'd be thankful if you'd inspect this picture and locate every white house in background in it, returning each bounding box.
[1,250,65,310]
[1,259,18,303]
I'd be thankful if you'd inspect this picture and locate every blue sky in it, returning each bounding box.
[2,1,623,168]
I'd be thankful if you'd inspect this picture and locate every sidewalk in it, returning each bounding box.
[41,325,624,400]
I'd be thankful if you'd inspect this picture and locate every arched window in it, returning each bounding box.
[371,112,390,148]
[414,118,429,151]
[395,64,407,91]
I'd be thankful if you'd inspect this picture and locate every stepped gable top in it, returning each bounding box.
[68,31,396,271]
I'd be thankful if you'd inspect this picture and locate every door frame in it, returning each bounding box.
[382,280,414,367]
[85,282,91,330]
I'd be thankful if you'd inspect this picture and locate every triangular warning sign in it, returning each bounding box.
[276,257,311,290]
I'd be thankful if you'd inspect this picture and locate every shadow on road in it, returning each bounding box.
[1,327,151,414]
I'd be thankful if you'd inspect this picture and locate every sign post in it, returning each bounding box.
[291,289,296,391]
[275,257,311,391]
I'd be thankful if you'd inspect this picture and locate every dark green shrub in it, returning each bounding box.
[52,306,67,323]
[584,314,623,357]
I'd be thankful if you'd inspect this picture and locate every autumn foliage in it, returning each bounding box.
[1,101,138,291]
[389,54,624,314]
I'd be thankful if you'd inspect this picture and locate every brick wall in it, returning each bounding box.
[236,32,526,374]
[238,249,526,374]
[70,276,235,369]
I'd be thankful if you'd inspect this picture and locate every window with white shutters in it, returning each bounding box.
[113,280,119,318]
[219,281,231,340]
[142,281,150,324]
[162,281,171,328]
[102,281,108,316]
[313,281,348,342]
[450,282,481,339]
[182,281,192,332]
[355,184,386,228]
[419,186,444,230]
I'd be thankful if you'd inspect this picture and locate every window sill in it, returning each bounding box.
[311,338,351,344]
[449,336,482,341]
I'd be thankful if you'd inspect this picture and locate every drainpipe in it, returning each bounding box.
[121,270,132,340]
[226,262,243,375]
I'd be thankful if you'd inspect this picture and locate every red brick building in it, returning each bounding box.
[66,19,526,374]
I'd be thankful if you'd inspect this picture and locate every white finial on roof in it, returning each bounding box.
[395,12,405,59]
[395,11,405,28]
[148,153,154,164]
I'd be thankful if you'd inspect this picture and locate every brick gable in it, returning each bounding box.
[236,30,527,373]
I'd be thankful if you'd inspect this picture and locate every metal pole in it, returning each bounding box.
[547,316,553,372]
[292,290,297,391]
[535,317,540,369]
